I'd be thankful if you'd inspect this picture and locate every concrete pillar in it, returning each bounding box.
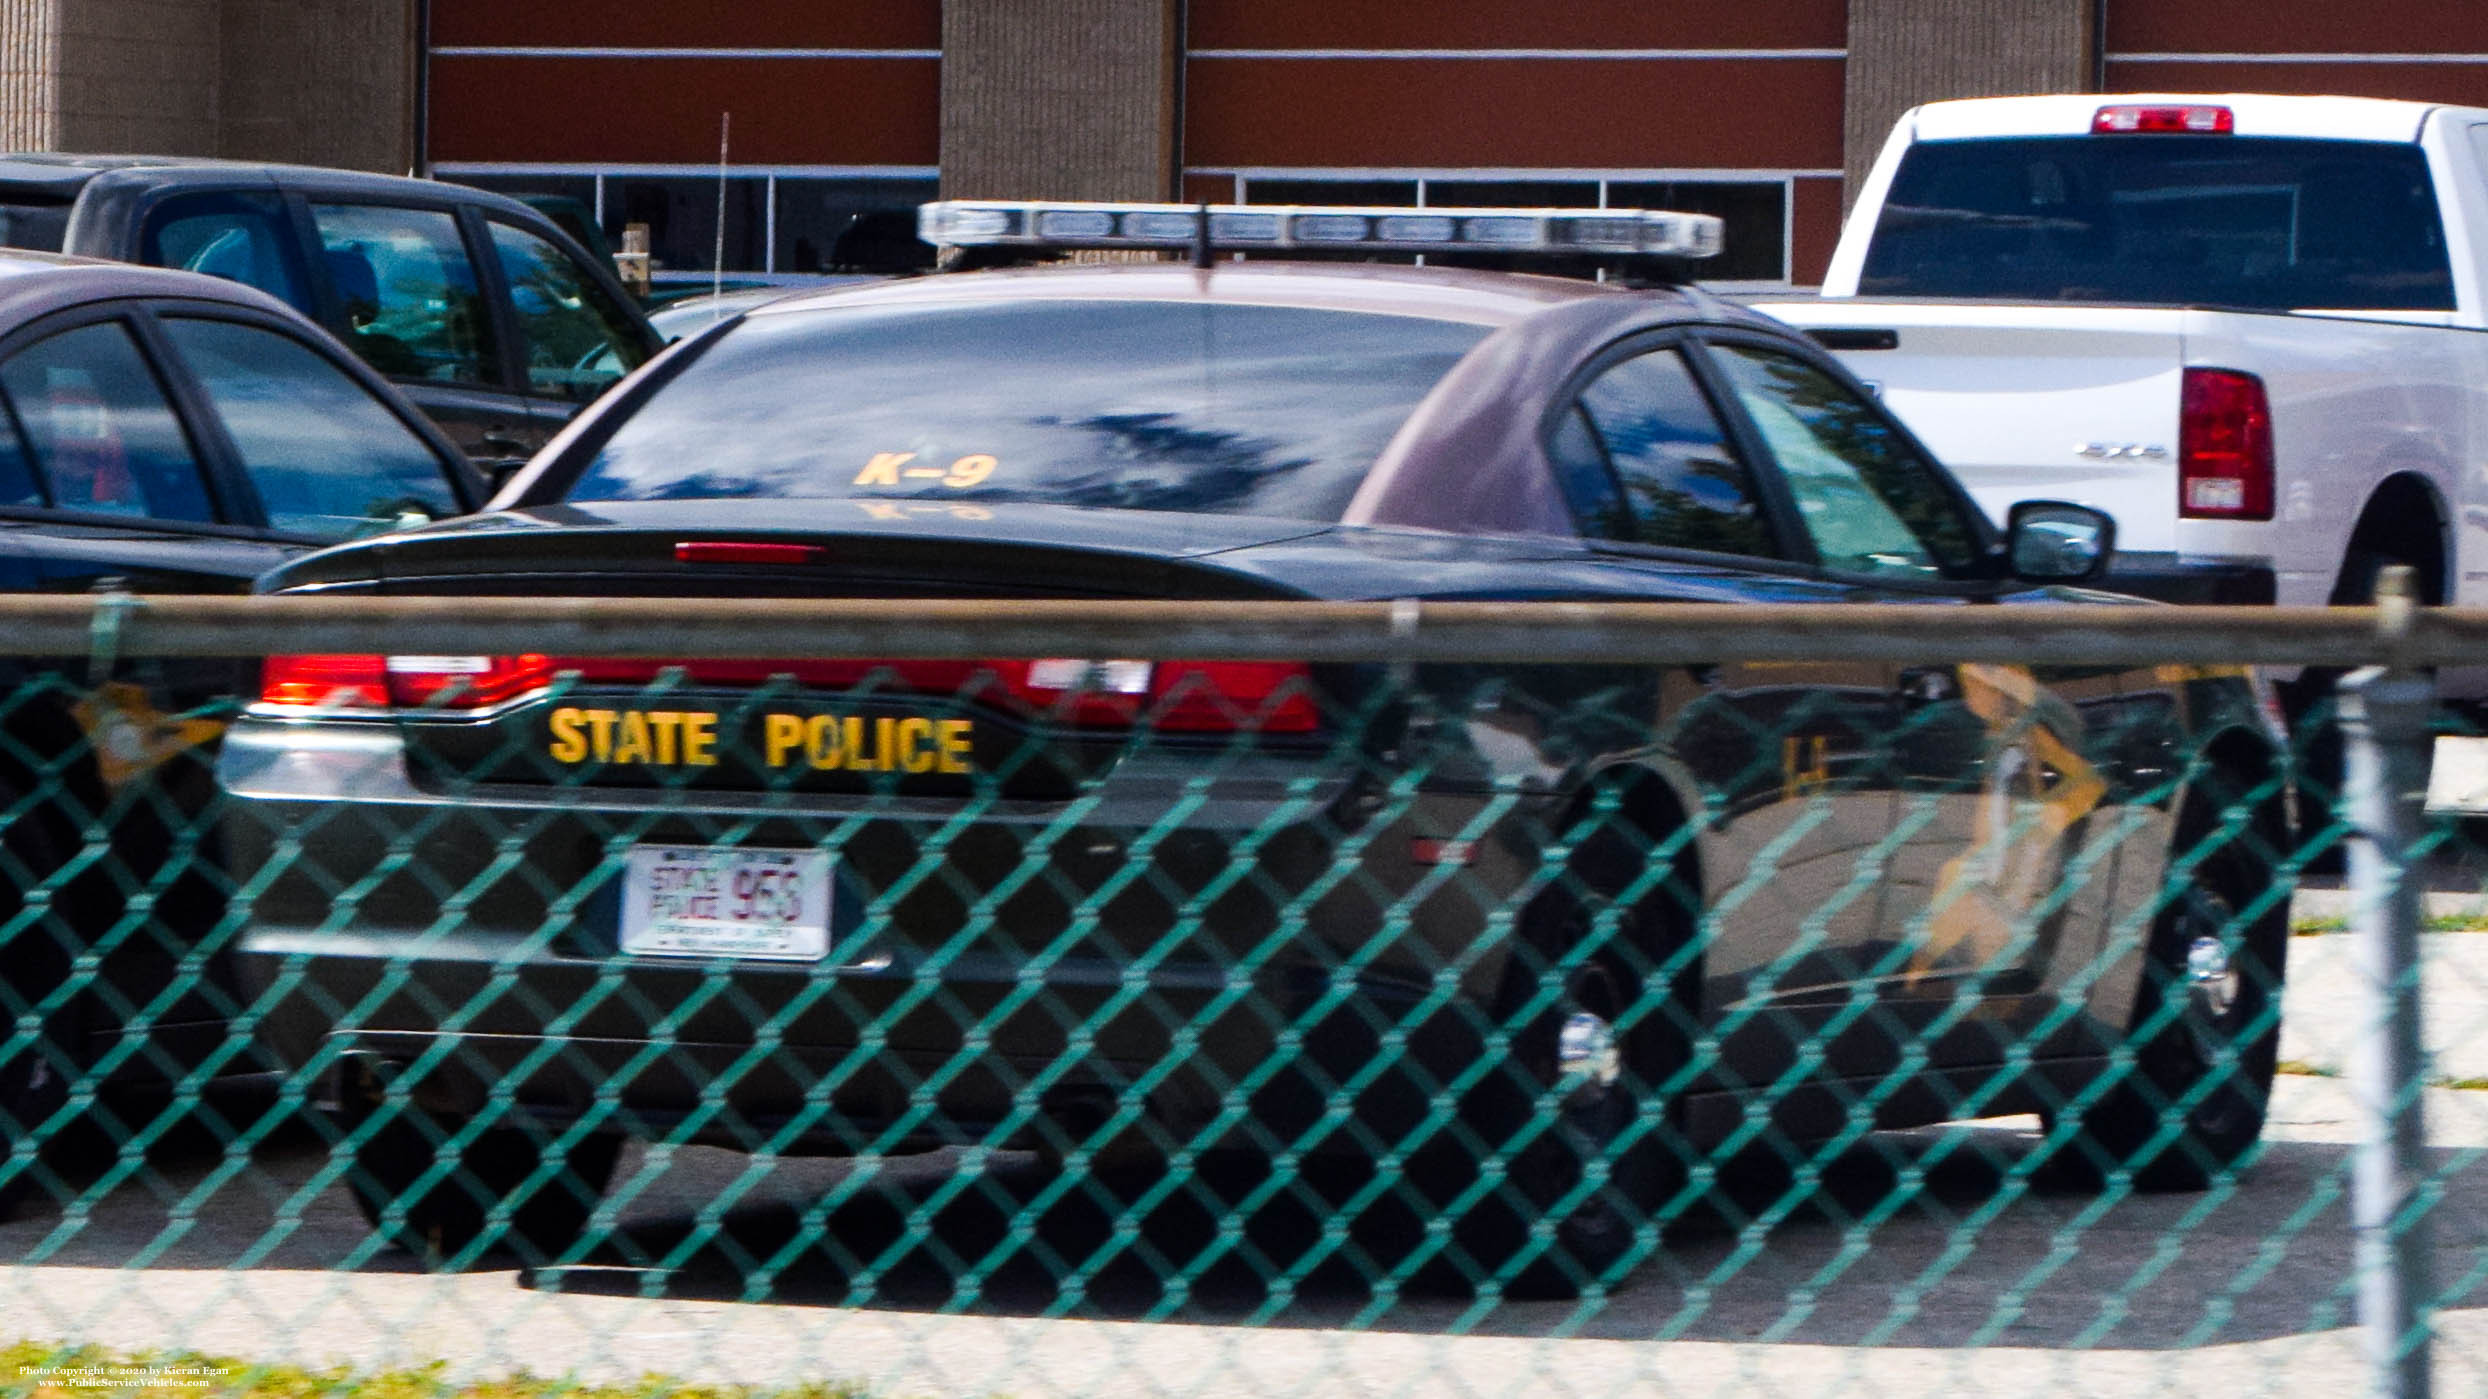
[219,0,414,173]
[941,0,1180,201]
[0,0,56,150]
[1843,0,2098,203]
[53,0,219,155]
[0,0,411,171]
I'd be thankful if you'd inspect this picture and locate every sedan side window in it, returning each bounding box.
[0,321,214,522]
[487,221,648,401]
[1706,342,1981,578]
[159,317,461,541]
[140,191,313,315]
[1549,346,1776,557]
[307,203,497,387]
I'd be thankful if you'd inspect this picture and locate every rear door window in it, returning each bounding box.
[159,316,461,540]
[306,203,498,387]
[487,220,648,402]
[0,320,215,522]
[141,191,313,314]
[1548,345,1776,557]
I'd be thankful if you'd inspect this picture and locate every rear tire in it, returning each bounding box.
[1412,801,1695,1299]
[334,1074,622,1269]
[2055,798,2286,1191]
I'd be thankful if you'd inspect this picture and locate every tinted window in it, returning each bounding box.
[308,204,496,385]
[487,221,648,400]
[0,321,213,522]
[572,301,1488,521]
[161,317,459,540]
[1549,347,1773,556]
[1862,136,2455,311]
[142,191,311,313]
[1707,343,1978,578]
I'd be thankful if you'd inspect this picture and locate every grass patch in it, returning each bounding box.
[2291,914,2488,936]
[1,1344,886,1399]
[2276,1059,2340,1078]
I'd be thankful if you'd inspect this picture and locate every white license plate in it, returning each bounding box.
[619,845,832,961]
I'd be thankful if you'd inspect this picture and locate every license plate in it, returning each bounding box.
[619,845,832,961]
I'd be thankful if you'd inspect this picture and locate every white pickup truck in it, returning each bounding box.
[1756,92,2488,699]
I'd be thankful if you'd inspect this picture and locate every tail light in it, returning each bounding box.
[2178,368,2274,521]
[260,653,1320,732]
[260,654,552,710]
[2094,104,2233,134]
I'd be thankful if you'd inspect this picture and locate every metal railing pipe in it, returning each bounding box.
[2341,661,2438,1399]
[4,593,2488,665]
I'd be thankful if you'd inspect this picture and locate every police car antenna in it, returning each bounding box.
[712,111,731,302]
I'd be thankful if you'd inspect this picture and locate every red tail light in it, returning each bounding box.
[260,654,552,709]
[2178,368,2274,521]
[260,654,387,708]
[1144,661,1320,733]
[2094,104,2233,134]
[260,653,1319,731]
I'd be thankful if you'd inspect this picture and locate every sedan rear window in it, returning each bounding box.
[1861,135,2455,311]
[568,299,1491,521]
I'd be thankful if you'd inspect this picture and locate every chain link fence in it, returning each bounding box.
[0,593,2477,1398]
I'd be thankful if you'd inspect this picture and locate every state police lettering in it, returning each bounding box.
[544,707,974,774]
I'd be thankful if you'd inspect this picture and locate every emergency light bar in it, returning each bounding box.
[918,199,1725,260]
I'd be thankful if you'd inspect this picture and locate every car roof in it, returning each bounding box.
[749,259,1647,329]
[0,153,552,220]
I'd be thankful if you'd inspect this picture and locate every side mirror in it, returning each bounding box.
[2004,500,2115,584]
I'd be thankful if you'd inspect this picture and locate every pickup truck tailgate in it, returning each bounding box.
[1752,301,2189,553]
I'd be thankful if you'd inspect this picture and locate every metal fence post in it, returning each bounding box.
[2339,661,2436,1399]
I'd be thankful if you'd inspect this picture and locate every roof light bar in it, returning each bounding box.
[2094,104,2234,134]
[918,200,1726,260]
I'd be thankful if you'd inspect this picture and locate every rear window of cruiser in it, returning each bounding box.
[1858,131,2456,311]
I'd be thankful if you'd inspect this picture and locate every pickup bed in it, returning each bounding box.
[1754,93,2488,695]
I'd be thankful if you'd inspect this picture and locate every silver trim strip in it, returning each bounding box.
[431,161,938,179]
[1189,47,1845,61]
[1189,164,1846,182]
[433,46,940,60]
[2111,51,2488,64]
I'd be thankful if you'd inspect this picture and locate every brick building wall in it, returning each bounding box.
[0,0,411,171]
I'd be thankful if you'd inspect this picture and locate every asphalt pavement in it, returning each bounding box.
[5,913,2488,1398]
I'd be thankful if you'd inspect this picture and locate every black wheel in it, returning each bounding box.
[0,777,77,1223]
[2057,800,2286,1191]
[333,1073,622,1269]
[1414,801,1695,1299]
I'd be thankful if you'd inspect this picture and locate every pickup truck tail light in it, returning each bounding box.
[2178,368,2275,521]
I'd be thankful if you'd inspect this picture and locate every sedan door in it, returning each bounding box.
[299,200,536,475]
[0,309,299,1069]
[1696,333,2138,1079]
[1535,335,1910,1095]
